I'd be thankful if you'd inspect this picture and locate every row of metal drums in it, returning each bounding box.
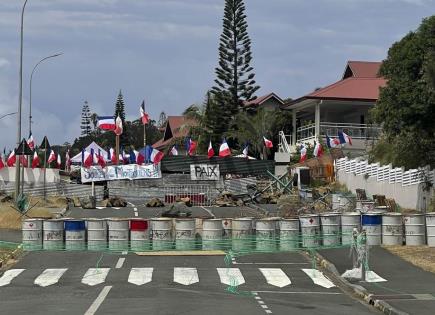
[21,212,435,251]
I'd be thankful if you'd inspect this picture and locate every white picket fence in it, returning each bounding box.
[335,157,435,187]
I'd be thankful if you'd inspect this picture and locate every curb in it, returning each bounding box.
[311,251,409,315]
[0,244,23,270]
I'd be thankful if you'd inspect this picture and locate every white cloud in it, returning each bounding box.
[0,58,10,68]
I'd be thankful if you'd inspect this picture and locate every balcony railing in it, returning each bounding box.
[278,131,292,153]
[296,122,382,143]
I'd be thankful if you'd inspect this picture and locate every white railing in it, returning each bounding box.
[278,131,292,153]
[296,122,382,142]
[335,157,435,187]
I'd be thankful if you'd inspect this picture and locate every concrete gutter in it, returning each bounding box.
[309,251,409,315]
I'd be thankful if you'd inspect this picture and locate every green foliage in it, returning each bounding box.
[212,0,260,121]
[80,101,92,137]
[371,16,435,169]
[113,90,129,146]
[290,142,314,164]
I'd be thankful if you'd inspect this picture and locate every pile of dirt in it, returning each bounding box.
[98,197,127,208]
[146,198,165,207]
[161,202,192,218]
[276,194,304,218]
[214,191,239,207]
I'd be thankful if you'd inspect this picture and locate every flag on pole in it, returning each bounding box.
[140,100,150,125]
[65,149,71,168]
[97,149,106,168]
[326,135,340,148]
[313,141,324,158]
[7,150,16,167]
[338,131,352,145]
[83,151,93,168]
[169,145,178,156]
[219,139,231,157]
[242,144,249,158]
[207,141,214,159]
[150,148,164,165]
[32,151,40,169]
[109,148,117,164]
[47,150,56,164]
[114,115,123,136]
[136,150,145,165]
[97,116,116,130]
[188,138,197,156]
[56,152,61,169]
[27,132,35,150]
[0,153,4,170]
[20,155,28,167]
[263,136,273,148]
[299,145,307,163]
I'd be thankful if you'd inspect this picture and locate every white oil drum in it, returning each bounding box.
[195,218,203,238]
[222,218,232,238]
[404,214,425,246]
[374,206,388,214]
[107,218,129,251]
[64,219,86,250]
[256,218,278,252]
[87,218,107,250]
[382,213,403,246]
[362,213,382,246]
[43,219,64,250]
[22,218,43,250]
[279,218,300,250]
[299,215,320,248]
[232,218,253,252]
[202,219,223,250]
[361,201,375,213]
[426,213,435,247]
[341,212,361,245]
[320,213,340,247]
[130,218,150,251]
[175,218,196,250]
[151,218,173,250]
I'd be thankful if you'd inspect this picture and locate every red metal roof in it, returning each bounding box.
[152,116,197,150]
[343,61,381,79]
[243,93,284,107]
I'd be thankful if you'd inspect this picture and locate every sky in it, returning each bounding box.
[0,0,434,150]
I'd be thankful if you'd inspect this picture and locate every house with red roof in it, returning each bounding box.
[243,92,284,110]
[152,116,197,153]
[276,61,386,170]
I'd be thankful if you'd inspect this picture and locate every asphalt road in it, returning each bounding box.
[0,251,379,315]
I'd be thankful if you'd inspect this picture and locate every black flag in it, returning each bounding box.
[15,138,33,156]
[39,136,51,151]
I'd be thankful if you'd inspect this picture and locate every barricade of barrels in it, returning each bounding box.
[21,212,435,252]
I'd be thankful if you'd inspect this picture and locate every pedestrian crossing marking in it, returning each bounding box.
[34,268,67,287]
[0,269,25,287]
[81,268,110,286]
[302,269,335,289]
[128,268,153,286]
[217,268,245,286]
[259,268,291,288]
[174,267,199,285]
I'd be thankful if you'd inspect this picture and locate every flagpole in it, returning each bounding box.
[143,123,146,148]
[43,137,47,202]
[116,135,120,165]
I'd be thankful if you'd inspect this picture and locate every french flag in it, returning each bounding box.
[187,138,197,156]
[136,150,145,165]
[32,151,40,169]
[97,149,106,168]
[169,145,178,156]
[82,150,93,168]
[20,155,28,168]
[313,141,323,158]
[27,132,35,150]
[263,136,273,149]
[108,148,117,164]
[338,131,352,145]
[56,152,61,169]
[114,115,123,136]
[299,145,307,163]
[140,100,150,125]
[47,150,57,164]
[207,141,214,159]
[65,150,71,168]
[219,139,231,157]
[150,148,164,165]
[326,135,340,148]
[0,154,4,170]
[97,116,116,131]
[7,150,16,167]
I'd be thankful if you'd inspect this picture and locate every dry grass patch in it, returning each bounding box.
[0,203,54,230]
[383,245,435,274]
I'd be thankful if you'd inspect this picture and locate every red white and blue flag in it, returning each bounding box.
[20,155,28,168]
[219,139,231,157]
[27,132,35,150]
[338,131,352,145]
[313,141,323,158]
[109,148,117,164]
[326,135,340,148]
[263,136,273,149]
[299,145,307,163]
[0,153,4,170]
[150,148,164,165]
[169,145,178,156]
[32,151,40,169]
[65,150,71,168]
[187,138,197,156]
[135,150,145,165]
[82,150,93,168]
[140,100,150,125]
[207,141,214,159]
[7,150,16,167]
[47,150,56,164]
[114,116,123,136]
[97,116,116,131]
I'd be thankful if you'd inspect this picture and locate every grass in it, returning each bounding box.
[383,245,435,274]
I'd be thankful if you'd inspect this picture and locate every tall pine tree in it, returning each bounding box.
[113,90,128,145]
[212,0,259,119]
[80,101,92,137]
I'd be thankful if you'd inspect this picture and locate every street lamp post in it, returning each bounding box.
[15,0,29,201]
[29,53,63,134]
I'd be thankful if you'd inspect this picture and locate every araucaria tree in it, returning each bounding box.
[114,90,128,145]
[80,101,92,137]
[212,0,260,119]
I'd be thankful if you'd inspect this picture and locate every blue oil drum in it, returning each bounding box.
[64,220,86,250]
[362,213,382,245]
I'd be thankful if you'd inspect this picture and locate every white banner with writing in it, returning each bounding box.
[190,164,220,181]
[81,164,162,183]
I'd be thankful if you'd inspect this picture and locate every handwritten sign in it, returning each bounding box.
[190,164,220,181]
[81,164,162,183]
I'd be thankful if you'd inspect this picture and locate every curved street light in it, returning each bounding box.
[29,52,63,134]
[0,112,18,121]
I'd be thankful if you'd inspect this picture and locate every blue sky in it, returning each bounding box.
[0,0,433,149]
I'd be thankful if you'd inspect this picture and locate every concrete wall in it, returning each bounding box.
[337,169,433,211]
[0,167,60,184]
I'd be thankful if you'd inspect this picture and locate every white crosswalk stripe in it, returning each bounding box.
[0,269,25,286]
[34,268,67,287]
[259,268,291,288]
[174,267,199,285]
[302,269,336,289]
[81,268,110,286]
[216,268,245,286]
[128,268,153,286]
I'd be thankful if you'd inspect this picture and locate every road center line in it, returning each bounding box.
[115,257,125,268]
[84,285,112,315]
